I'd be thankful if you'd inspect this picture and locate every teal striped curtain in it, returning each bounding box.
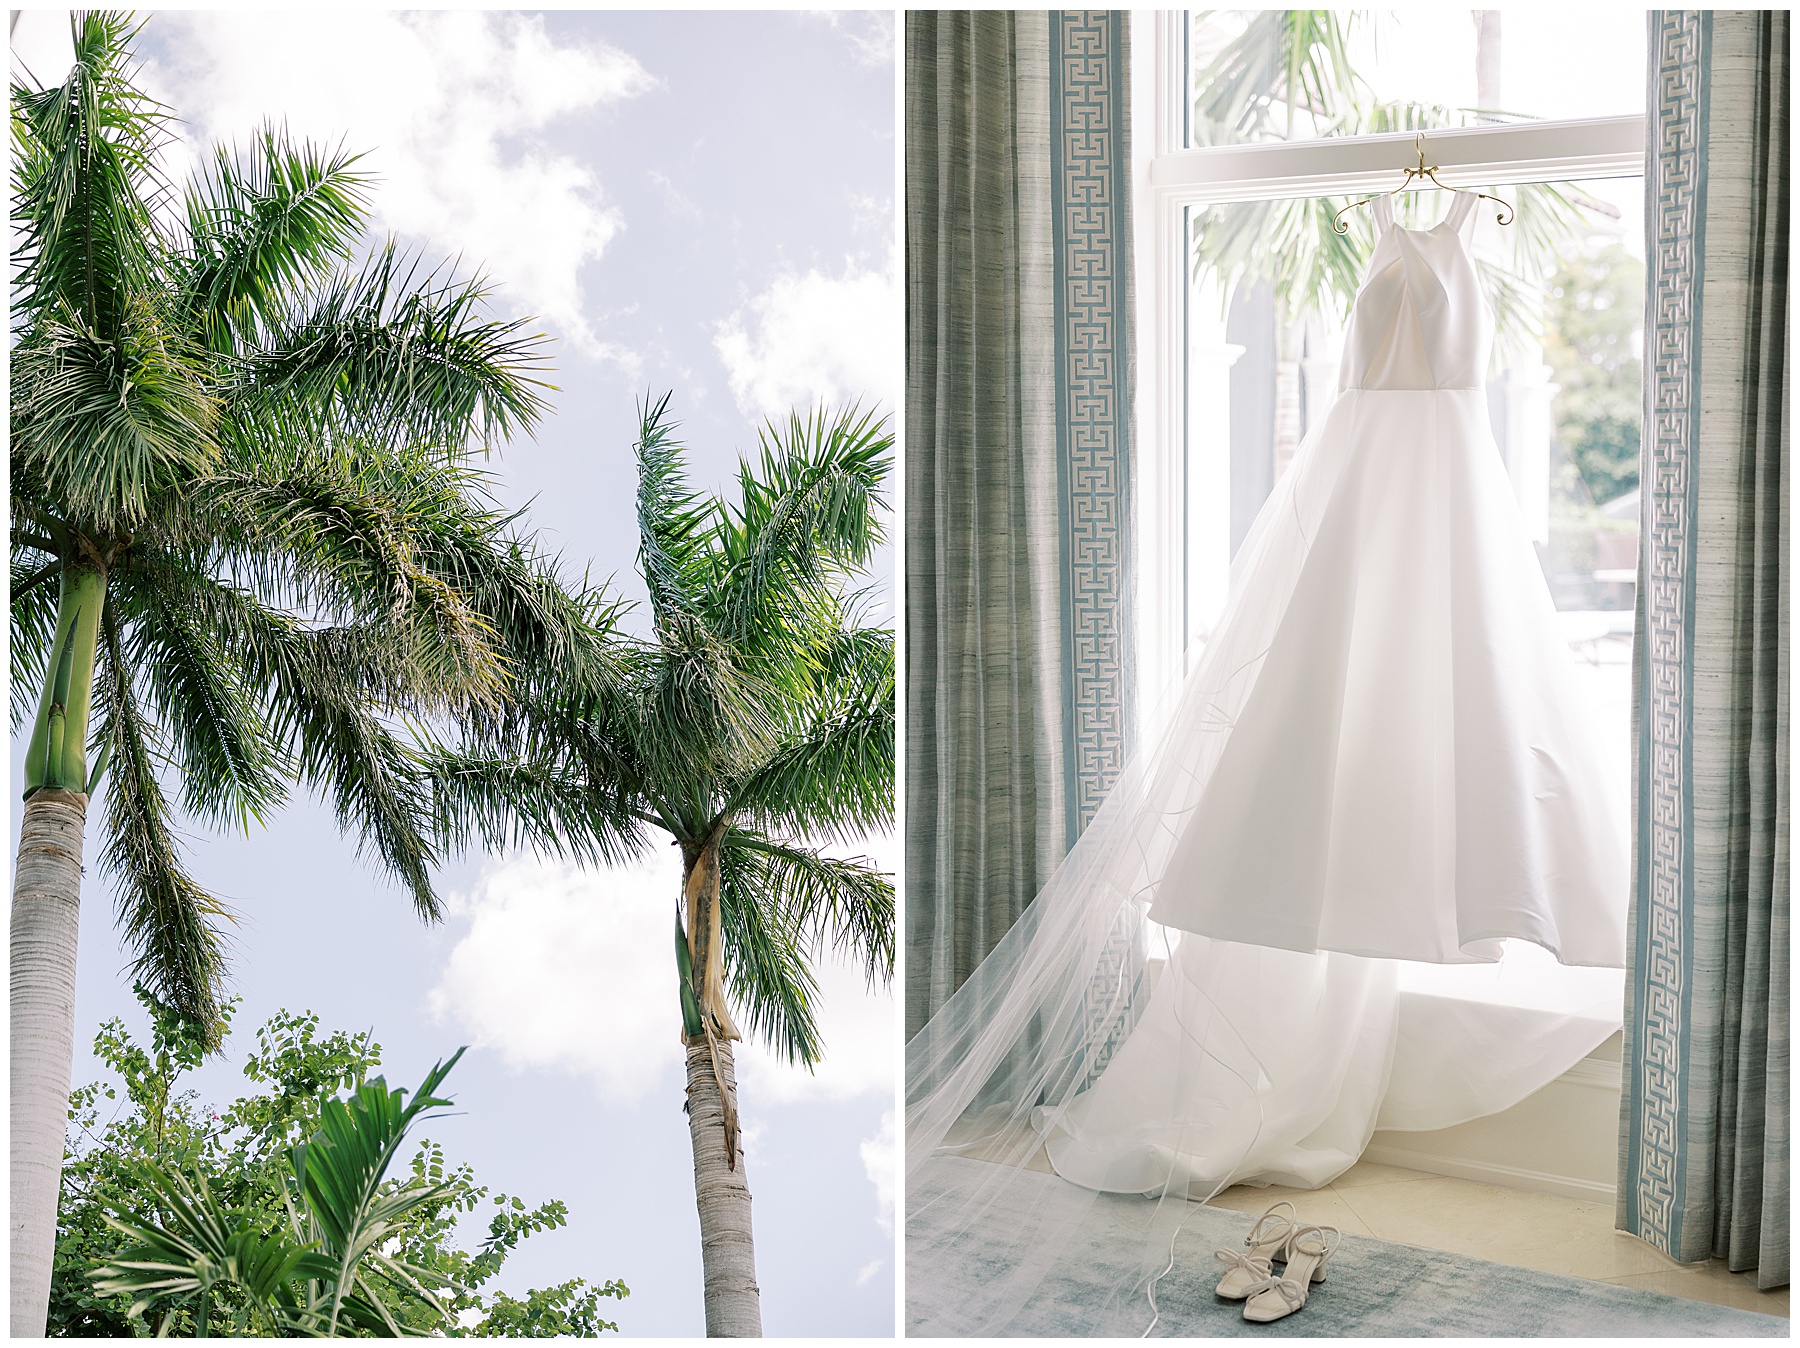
[1619,10,1789,1292]
[905,10,1135,1037]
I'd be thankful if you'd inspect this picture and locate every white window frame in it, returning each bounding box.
[1129,11,1647,707]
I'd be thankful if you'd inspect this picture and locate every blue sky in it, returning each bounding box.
[10,9,898,1337]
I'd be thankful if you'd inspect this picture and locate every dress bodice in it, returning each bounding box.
[1338,193,1490,392]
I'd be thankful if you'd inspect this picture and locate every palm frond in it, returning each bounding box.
[237,241,552,452]
[92,1057,467,1336]
[11,9,173,334]
[419,743,649,869]
[10,305,220,532]
[632,392,713,627]
[1465,181,1597,366]
[1192,194,1370,324]
[1191,10,1366,145]
[93,607,232,1040]
[174,426,615,718]
[1351,97,1469,137]
[387,494,620,716]
[634,616,781,807]
[10,553,64,733]
[710,404,891,667]
[112,563,286,832]
[722,831,893,989]
[164,443,513,711]
[180,124,372,354]
[122,548,446,921]
[91,1168,335,1334]
[724,625,893,843]
[716,841,823,1066]
[279,675,442,923]
[112,549,447,923]
[292,1053,460,1278]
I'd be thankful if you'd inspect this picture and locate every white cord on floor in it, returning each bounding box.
[1137,928,1269,1338]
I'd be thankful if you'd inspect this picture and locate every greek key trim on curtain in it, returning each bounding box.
[1050,9,1135,846]
[904,10,1135,1037]
[1620,9,1789,1291]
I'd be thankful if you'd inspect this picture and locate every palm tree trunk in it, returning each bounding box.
[11,787,88,1337]
[684,1037,761,1337]
[684,823,742,1043]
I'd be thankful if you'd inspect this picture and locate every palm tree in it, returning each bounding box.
[91,1051,469,1336]
[427,397,895,1336]
[1190,10,1366,474]
[10,14,605,1332]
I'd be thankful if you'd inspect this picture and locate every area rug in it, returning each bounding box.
[907,1156,1785,1337]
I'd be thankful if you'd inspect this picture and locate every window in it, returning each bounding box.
[1129,12,1644,1045]
[1185,10,1647,149]
[1133,13,1645,709]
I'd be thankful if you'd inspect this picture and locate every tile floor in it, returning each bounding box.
[1208,1161,1788,1321]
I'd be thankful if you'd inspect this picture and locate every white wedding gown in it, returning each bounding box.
[906,193,1629,1335]
[1149,190,1624,967]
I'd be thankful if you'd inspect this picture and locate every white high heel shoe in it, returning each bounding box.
[1241,1223,1339,1323]
[1212,1201,1298,1299]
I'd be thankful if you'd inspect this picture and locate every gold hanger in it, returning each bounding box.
[1331,132,1515,235]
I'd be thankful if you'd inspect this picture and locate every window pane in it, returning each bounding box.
[1183,175,1643,802]
[1187,11,1646,148]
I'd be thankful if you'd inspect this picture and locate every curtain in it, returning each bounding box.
[1620,10,1789,1291]
[905,11,1136,1037]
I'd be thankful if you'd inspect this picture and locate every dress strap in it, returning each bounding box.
[1445,191,1479,236]
[1371,194,1395,235]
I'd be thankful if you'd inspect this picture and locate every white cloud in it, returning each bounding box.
[856,1257,885,1288]
[429,851,686,1104]
[848,193,894,241]
[431,837,895,1110]
[735,826,898,1106]
[647,169,706,225]
[10,13,77,91]
[805,11,896,69]
[714,252,899,422]
[736,949,895,1106]
[861,1109,896,1236]
[137,10,654,361]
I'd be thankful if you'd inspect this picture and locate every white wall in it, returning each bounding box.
[1367,1034,1623,1200]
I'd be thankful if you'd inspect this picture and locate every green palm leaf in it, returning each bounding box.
[1192,10,1365,145]
[90,1055,469,1336]
[94,608,232,1036]
[11,304,221,532]
[11,9,608,1034]
[634,392,714,627]
[716,840,824,1066]
[724,625,893,844]
[10,10,171,331]
[712,405,891,666]
[91,1168,337,1334]
[295,1074,452,1248]
[723,832,894,993]
[115,563,285,831]
[419,740,650,869]
[180,125,372,354]
[240,242,553,451]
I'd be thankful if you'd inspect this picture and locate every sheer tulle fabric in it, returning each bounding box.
[905,196,1628,1335]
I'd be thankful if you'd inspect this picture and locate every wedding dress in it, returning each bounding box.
[906,193,1629,1335]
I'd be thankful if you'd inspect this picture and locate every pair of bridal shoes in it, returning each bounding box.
[1213,1201,1340,1324]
